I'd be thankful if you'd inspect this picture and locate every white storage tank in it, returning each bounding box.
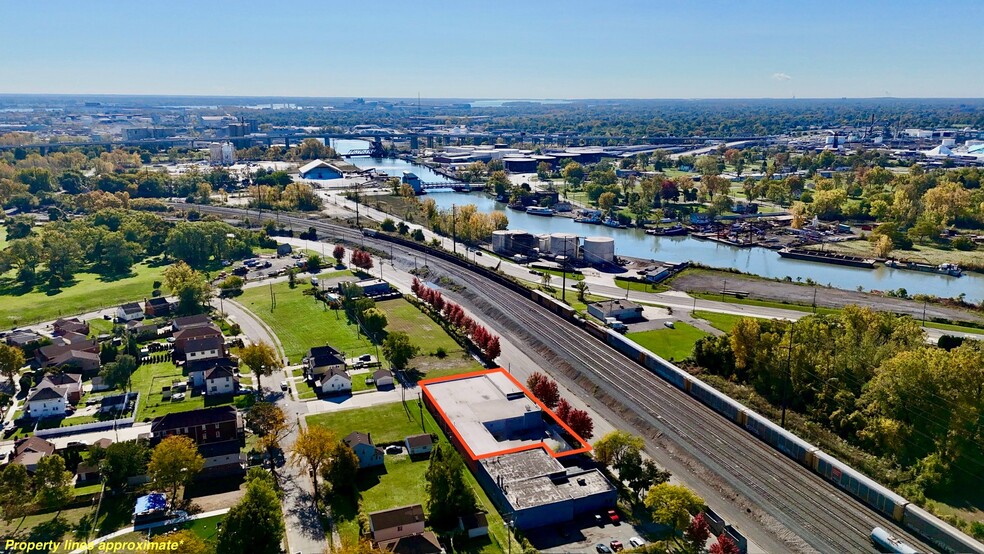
[548,233,579,257]
[537,234,551,253]
[582,236,615,264]
[492,230,510,254]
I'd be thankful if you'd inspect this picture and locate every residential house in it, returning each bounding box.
[76,461,101,484]
[172,324,224,361]
[183,336,226,363]
[343,431,384,469]
[187,357,237,388]
[100,392,136,415]
[90,376,111,391]
[51,331,92,346]
[25,386,68,418]
[369,504,426,543]
[116,302,144,322]
[586,299,644,323]
[171,314,212,331]
[150,406,245,479]
[144,297,172,318]
[316,367,351,395]
[458,513,489,539]
[38,373,82,404]
[9,436,55,473]
[5,330,42,348]
[36,340,100,372]
[373,369,394,389]
[304,345,345,377]
[126,320,159,341]
[52,317,89,337]
[205,365,238,395]
[377,531,444,554]
[404,434,433,457]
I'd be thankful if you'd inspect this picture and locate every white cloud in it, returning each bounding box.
[772,72,793,81]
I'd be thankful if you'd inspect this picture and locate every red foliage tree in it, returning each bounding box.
[432,291,445,311]
[564,407,594,440]
[555,398,572,421]
[351,249,374,271]
[685,513,711,550]
[709,534,740,554]
[332,244,346,265]
[485,336,501,360]
[526,372,560,409]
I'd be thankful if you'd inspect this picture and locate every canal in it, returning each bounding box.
[334,139,984,302]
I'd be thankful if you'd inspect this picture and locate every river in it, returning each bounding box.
[332,139,984,302]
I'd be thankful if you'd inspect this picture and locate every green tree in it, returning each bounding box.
[100,354,136,392]
[3,236,43,285]
[561,162,585,189]
[58,169,87,194]
[148,435,205,506]
[382,331,419,370]
[216,477,285,554]
[0,463,31,522]
[290,426,336,502]
[295,138,335,160]
[99,231,143,275]
[536,162,552,182]
[425,442,476,528]
[488,170,511,196]
[162,261,211,314]
[695,155,721,176]
[101,441,150,492]
[42,230,83,286]
[33,454,74,511]
[239,341,282,392]
[598,192,617,214]
[0,344,25,385]
[361,307,388,340]
[380,218,397,232]
[574,280,589,302]
[644,483,704,531]
[593,430,645,467]
[307,254,323,273]
[321,442,360,497]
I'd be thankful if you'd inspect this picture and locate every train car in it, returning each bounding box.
[813,450,907,521]
[688,379,742,423]
[870,527,919,554]
[742,410,816,465]
[530,289,576,320]
[640,351,689,390]
[903,504,984,554]
[606,331,646,361]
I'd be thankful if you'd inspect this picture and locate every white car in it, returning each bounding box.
[628,537,645,548]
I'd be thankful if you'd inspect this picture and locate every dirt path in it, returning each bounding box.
[670,269,984,324]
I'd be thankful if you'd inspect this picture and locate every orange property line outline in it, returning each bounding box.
[419,367,592,462]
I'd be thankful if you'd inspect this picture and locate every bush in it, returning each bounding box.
[952,236,977,251]
[434,347,447,359]
[381,218,397,232]
[411,229,425,242]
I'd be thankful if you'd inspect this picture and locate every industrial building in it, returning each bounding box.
[298,159,343,180]
[587,299,644,322]
[491,229,540,258]
[209,142,236,166]
[581,236,615,264]
[420,369,614,530]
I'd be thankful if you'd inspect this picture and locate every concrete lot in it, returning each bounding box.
[528,512,654,553]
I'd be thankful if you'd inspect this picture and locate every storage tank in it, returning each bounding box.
[491,230,510,254]
[509,231,539,256]
[537,234,551,253]
[582,236,615,264]
[548,233,579,257]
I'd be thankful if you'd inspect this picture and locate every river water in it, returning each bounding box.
[332,139,984,302]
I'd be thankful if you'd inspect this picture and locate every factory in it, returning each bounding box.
[491,230,616,266]
[420,369,615,530]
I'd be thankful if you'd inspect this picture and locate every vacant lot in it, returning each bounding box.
[626,322,708,362]
[307,400,430,445]
[693,310,750,333]
[0,261,167,329]
[134,360,236,421]
[377,298,483,377]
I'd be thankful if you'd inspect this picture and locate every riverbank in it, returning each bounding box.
[804,238,984,273]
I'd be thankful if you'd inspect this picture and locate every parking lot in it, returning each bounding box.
[527,512,654,553]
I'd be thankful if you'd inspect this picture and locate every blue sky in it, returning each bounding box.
[2,0,982,98]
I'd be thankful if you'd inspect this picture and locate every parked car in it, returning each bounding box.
[172,392,186,401]
[628,537,645,548]
[607,510,619,524]
[595,514,604,527]
[595,545,612,554]
[280,381,288,391]
[610,540,623,551]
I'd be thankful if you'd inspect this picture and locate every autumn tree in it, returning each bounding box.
[685,512,712,551]
[593,430,645,467]
[709,533,741,554]
[361,307,388,340]
[162,261,211,314]
[321,442,360,498]
[526,372,561,409]
[644,483,704,532]
[239,341,282,391]
[152,530,211,554]
[290,426,337,502]
[148,435,205,506]
[0,464,31,522]
[333,244,346,266]
[246,402,291,475]
[33,454,74,511]
[598,192,617,213]
[0,344,25,385]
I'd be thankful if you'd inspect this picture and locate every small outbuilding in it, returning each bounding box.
[587,299,644,322]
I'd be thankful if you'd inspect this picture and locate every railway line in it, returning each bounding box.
[182,204,939,553]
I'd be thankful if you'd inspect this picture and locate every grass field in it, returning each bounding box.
[627,322,708,362]
[307,401,429,445]
[0,261,167,329]
[693,310,753,333]
[376,298,483,376]
[238,272,372,363]
[133,360,235,421]
[614,278,669,293]
[536,267,585,281]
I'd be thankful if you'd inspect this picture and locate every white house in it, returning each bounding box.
[304,345,345,377]
[369,504,426,543]
[116,302,144,322]
[205,365,239,395]
[316,367,351,395]
[344,431,384,469]
[404,434,433,457]
[184,336,225,363]
[26,386,68,418]
[373,369,394,389]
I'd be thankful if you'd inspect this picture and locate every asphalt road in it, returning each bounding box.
[177,203,941,553]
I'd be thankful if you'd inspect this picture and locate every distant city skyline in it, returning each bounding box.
[2,0,983,99]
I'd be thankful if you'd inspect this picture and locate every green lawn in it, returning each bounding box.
[0,261,167,329]
[87,317,115,337]
[238,275,373,364]
[693,310,753,333]
[923,320,984,335]
[538,286,607,314]
[133,360,235,422]
[307,401,429,445]
[615,278,669,293]
[690,291,839,315]
[148,514,227,541]
[626,322,708,362]
[377,298,483,377]
[536,267,585,281]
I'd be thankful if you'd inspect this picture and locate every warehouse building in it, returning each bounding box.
[420,369,614,530]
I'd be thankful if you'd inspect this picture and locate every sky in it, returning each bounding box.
[2,0,983,99]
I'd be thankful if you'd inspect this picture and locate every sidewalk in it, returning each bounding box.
[69,508,231,553]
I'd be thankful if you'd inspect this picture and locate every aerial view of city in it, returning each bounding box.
[1,1,983,553]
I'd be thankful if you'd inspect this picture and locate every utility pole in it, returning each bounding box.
[812,287,818,314]
[561,243,568,303]
[451,204,457,255]
[781,320,794,428]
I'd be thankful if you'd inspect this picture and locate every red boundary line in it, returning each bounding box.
[419,368,592,463]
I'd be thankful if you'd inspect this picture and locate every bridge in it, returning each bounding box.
[421,182,484,192]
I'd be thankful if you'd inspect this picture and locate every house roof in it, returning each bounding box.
[14,436,55,457]
[308,345,342,358]
[370,504,425,532]
[27,386,66,402]
[41,373,82,387]
[323,367,349,380]
[458,512,488,530]
[174,325,222,342]
[377,531,443,554]
[205,365,237,381]
[6,330,41,346]
[310,352,345,367]
[405,434,433,449]
[146,297,170,307]
[38,340,98,361]
[184,336,224,353]
[373,369,393,381]
[53,318,88,334]
[197,440,242,458]
[50,349,100,367]
[172,314,212,329]
[119,302,143,314]
[590,298,642,312]
[187,357,237,374]
[344,431,373,447]
[76,461,100,475]
[53,331,90,345]
[151,406,239,434]
[101,392,134,408]
[94,438,113,449]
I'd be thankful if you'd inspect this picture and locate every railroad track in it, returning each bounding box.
[180,204,937,553]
